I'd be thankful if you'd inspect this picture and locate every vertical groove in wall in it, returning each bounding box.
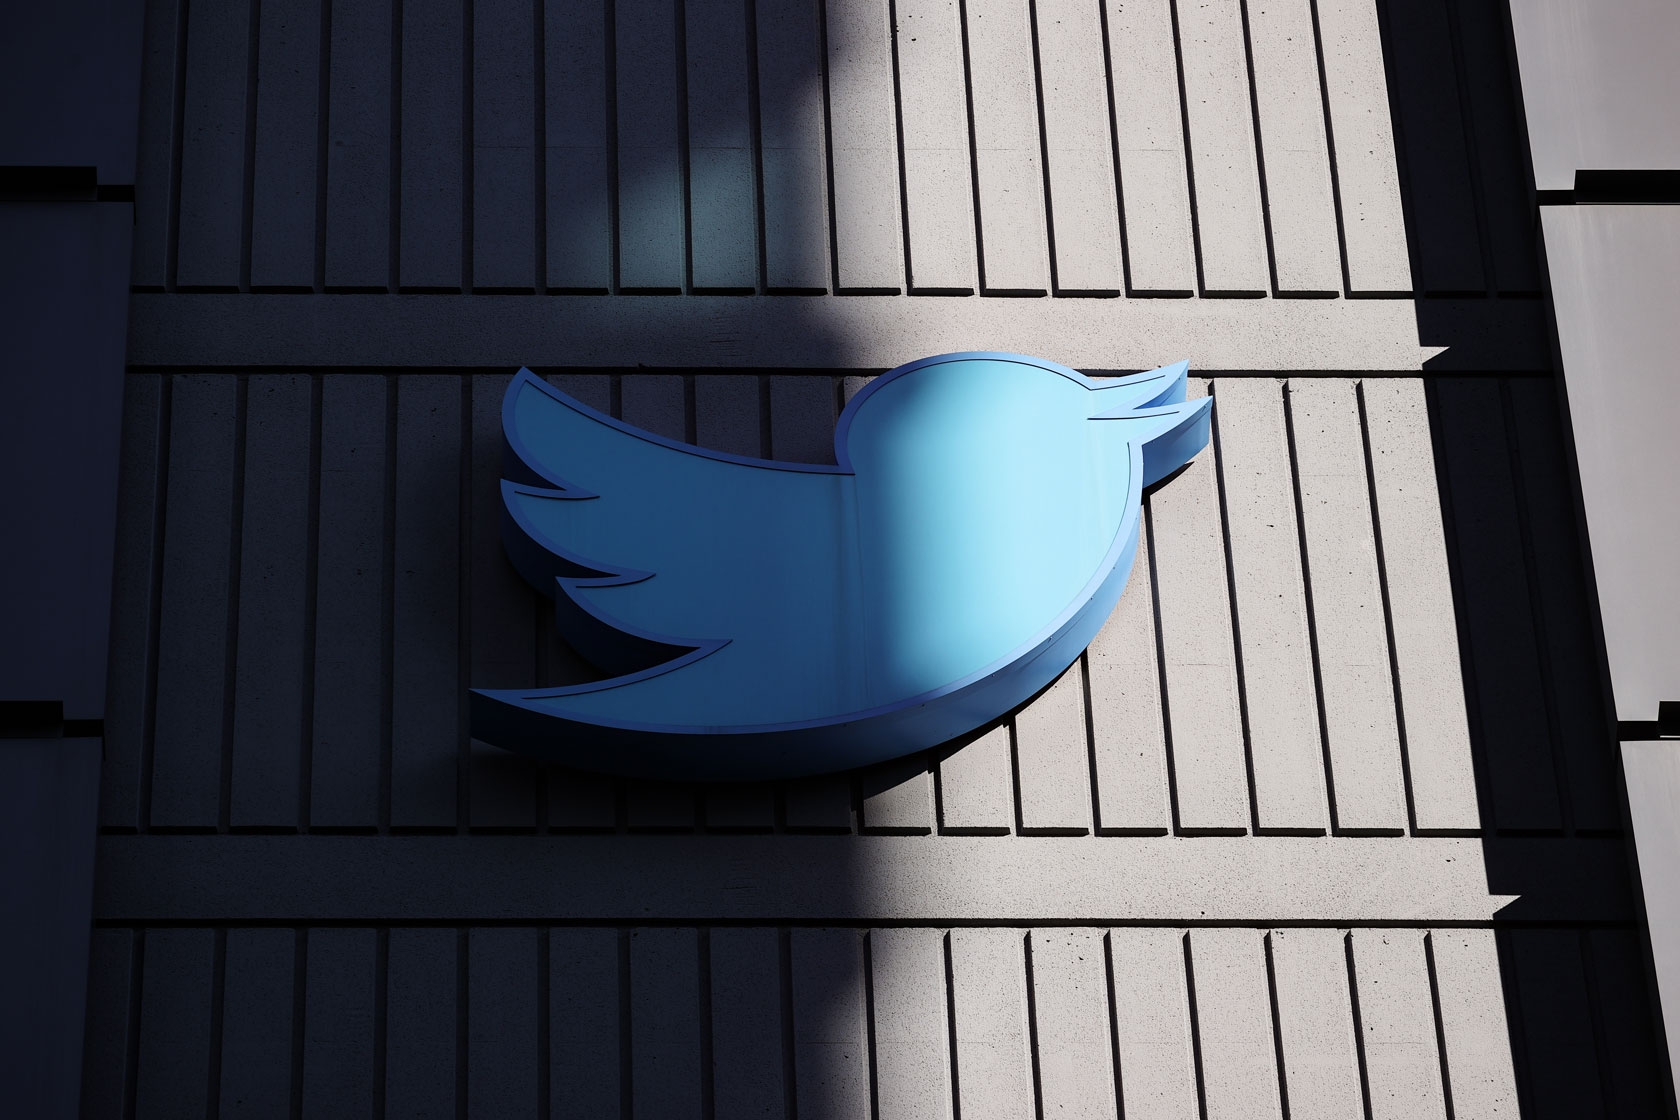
[1304,0,1353,296]
[297,375,324,832]
[1144,501,1185,835]
[883,0,914,293]
[1022,0,1057,296]
[1356,379,1422,835]
[1209,380,1263,835]
[313,0,331,292]
[814,0,841,296]
[462,0,475,291]
[777,927,799,1119]
[1183,933,1212,1120]
[455,927,470,1120]
[1343,933,1377,1120]
[1422,932,1459,1120]
[1438,0,1495,299]
[604,0,621,294]
[1282,379,1343,833]
[123,929,146,1120]
[1164,0,1206,298]
[617,928,634,1118]
[166,0,192,291]
[1022,932,1046,1120]
[457,374,473,832]
[1577,928,1620,1116]
[288,928,308,1120]
[239,0,261,293]
[218,376,251,834]
[1234,0,1281,297]
[675,0,694,295]
[1420,378,1494,831]
[206,927,229,1120]
[1102,931,1127,1116]
[139,375,176,834]
[1497,378,1573,833]
[378,373,398,833]
[533,0,548,292]
[1262,932,1293,1118]
[1367,0,1423,298]
[953,0,987,295]
[943,931,964,1120]
[1095,0,1134,296]
[372,926,391,1119]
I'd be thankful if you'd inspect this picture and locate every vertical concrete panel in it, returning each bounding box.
[545,0,611,290]
[1033,0,1122,294]
[616,0,685,291]
[756,0,829,291]
[965,0,1049,294]
[895,0,977,293]
[1030,929,1118,1118]
[949,929,1034,1119]
[869,928,954,1119]
[324,0,392,288]
[402,0,466,290]
[1214,378,1326,832]
[1315,0,1411,293]
[826,0,905,292]
[1246,0,1341,293]
[1360,379,1478,833]
[230,374,313,828]
[473,0,538,290]
[1108,927,1199,1120]
[687,0,758,291]
[1176,0,1269,294]
[175,0,251,289]
[250,0,323,290]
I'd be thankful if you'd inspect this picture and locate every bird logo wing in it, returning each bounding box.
[473,356,1211,781]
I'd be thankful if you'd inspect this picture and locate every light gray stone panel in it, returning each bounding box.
[825,0,904,293]
[1033,0,1122,295]
[1360,379,1478,832]
[1246,0,1341,294]
[1087,532,1172,834]
[1267,928,1364,1120]
[1314,0,1411,293]
[1429,929,1520,1120]
[1150,379,1247,832]
[1290,379,1407,833]
[949,929,1034,1119]
[1106,0,1195,295]
[1190,928,1284,1120]
[1109,927,1198,1120]
[894,0,977,294]
[1348,929,1447,1120]
[1214,378,1326,833]
[869,928,954,1119]
[1029,929,1118,1119]
[1013,663,1092,834]
[1176,0,1269,295]
[936,724,1014,835]
[964,0,1049,294]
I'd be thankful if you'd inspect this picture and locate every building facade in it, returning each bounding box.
[4,0,1674,1114]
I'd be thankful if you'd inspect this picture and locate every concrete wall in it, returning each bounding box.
[78,0,1670,1116]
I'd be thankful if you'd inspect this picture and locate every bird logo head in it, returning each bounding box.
[473,352,1211,780]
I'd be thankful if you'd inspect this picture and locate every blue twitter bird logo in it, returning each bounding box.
[471,352,1212,780]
